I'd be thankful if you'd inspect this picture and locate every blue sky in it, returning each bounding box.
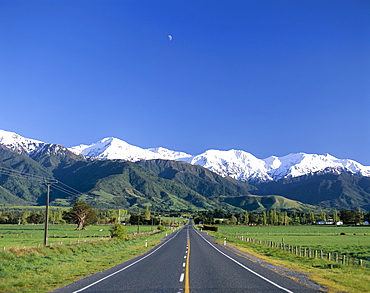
[1,0,369,164]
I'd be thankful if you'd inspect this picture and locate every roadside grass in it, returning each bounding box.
[0,229,171,293]
[0,224,156,248]
[207,226,370,293]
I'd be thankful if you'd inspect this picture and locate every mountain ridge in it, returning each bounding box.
[1,129,370,211]
[1,129,369,184]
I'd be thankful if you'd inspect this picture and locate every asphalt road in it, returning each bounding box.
[52,225,322,293]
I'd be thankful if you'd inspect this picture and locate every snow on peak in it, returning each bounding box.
[181,150,370,182]
[186,149,272,181]
[0,129,45,155]
[1,129,369,182]
[69,138,192,162]
[146,147,192,160]
[263,152,370,180]
[69,137,157,161]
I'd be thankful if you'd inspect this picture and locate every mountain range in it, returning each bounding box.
[1,129,370,211]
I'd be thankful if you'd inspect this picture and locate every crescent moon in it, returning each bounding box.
[168,35,173,41]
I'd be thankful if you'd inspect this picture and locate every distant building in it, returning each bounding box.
[315,221,335,225]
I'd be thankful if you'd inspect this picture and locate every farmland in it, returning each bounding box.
[0,224,159,249]
[212,225,370,260]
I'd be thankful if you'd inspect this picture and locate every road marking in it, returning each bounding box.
[193,228,294,293]
[184,229,190,293]
[183,262,186,267]
[72,228,184,293]
[179,273,185,282]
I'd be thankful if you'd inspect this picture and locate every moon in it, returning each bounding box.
[168,34,173,41]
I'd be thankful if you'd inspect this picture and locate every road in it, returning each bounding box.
[52,224,322,293]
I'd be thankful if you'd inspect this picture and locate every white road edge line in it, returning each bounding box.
[72,228,184,293]
[193,227,294,293]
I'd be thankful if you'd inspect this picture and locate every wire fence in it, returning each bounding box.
[229,234,370,269]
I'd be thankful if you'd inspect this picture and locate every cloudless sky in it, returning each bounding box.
[0,0,369,164]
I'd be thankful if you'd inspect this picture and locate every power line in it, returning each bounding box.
[0,166,53,181]
[0,165,84,198]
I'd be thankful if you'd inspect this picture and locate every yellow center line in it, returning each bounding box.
[185,229,190,293]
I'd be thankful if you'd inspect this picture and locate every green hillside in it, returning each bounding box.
[0,146,53,205]
[254,173,370,211]
[0,145,368,211]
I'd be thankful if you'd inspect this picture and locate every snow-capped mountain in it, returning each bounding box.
[263,153,370,181]
[183,149,272,182]
[147,147,192,161]
[68,136,370,182]
[182,150,370,182]
[69,137,192,161]
[0,129,45,155]
[1,129,370,182]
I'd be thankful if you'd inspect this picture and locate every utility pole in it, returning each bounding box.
[42,180,58,246]
[137,209,140,234]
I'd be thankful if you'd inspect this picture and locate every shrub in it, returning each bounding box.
[110,224,127,240]
[203,225,218,232]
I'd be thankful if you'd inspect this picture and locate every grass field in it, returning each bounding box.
[214,225,370,260]
[0,229,171,293]
[0,224,159,248]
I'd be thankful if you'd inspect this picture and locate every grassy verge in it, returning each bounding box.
[209,230,370,293]
[0,229,170,293]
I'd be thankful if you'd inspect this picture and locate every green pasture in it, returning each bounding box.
[0,230,170,293]
[214,225,370,259]
[0,224,158,248]
[158,216,188,224]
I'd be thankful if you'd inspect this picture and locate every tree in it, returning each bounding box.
[27,212,44,224]
[230,215,238,224]
[262,211,267,225]
[308,211,315,223]
[51,209,63,224]
[66,200,97,230]
[144,206,151,221]
[244,211,250,225]
[21,210,30,224]
[110,223,127,240]
[332,209,339,222]
[319,210,327,221]
[339,209,361,224]
[281,211,288,225]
